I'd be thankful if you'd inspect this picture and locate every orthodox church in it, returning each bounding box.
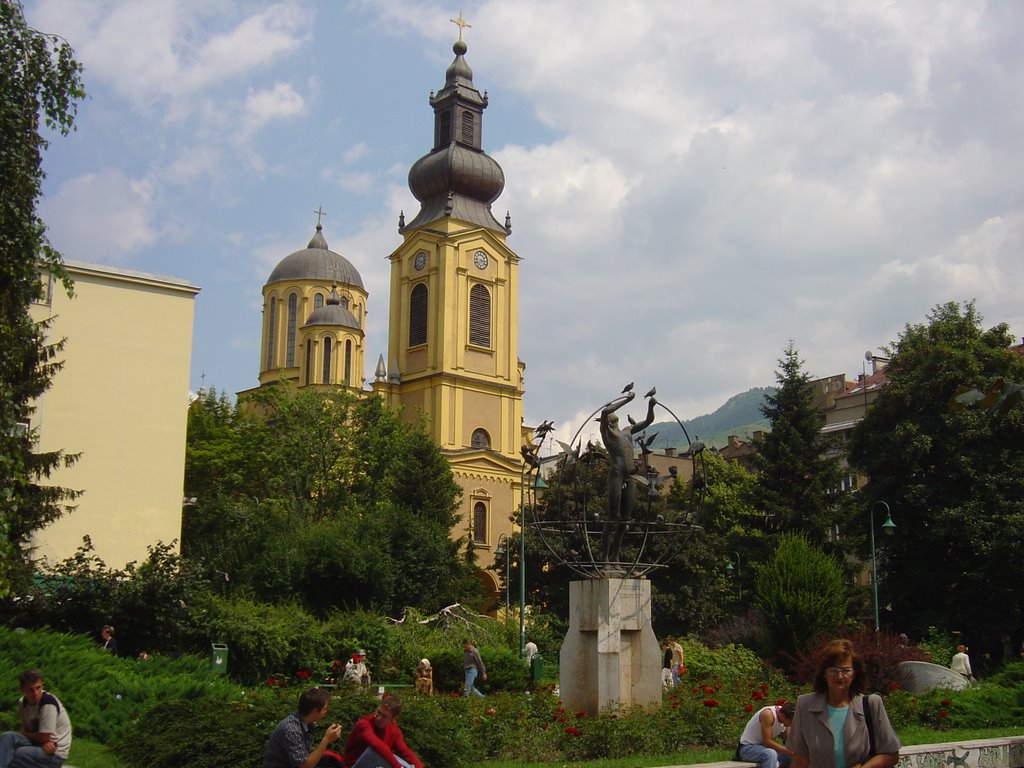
[243,35,526,599]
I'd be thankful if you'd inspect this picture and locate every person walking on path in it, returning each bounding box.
[950,644,973,682]
[737,701,795,768]
[462,639,486,697]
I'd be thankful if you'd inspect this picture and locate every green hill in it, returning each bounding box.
[648,387,774,450]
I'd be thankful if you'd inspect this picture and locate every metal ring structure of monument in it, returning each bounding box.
[523,388,706,580]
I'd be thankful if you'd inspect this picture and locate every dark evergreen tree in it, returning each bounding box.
[848,301,1024,657]
[0,2,84,595]
[756,342,849,548]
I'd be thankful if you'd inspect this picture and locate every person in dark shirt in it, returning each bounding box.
[263,687,342,768]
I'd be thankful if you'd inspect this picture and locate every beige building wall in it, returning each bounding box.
[28,261,199,568]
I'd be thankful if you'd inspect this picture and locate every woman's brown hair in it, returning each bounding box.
[812,638,867,695]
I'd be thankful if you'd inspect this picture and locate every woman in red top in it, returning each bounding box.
[341,695,423,768]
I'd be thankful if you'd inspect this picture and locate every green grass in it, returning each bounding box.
[68,739,129,768]
[466,728,1024,768]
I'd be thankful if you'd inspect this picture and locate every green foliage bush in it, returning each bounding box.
[754,533,847,657]
[0,628,238,745]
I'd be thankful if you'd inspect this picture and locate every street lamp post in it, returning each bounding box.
[518,465,527,659]
[870,501,897,631]
[494,534,510,613]
[724,551,742,599]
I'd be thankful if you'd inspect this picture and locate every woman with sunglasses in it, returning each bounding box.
[789,639,900,768]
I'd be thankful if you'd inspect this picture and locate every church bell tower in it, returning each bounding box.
[374,35,526,570]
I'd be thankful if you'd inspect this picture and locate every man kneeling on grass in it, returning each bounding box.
[340,695,423,768]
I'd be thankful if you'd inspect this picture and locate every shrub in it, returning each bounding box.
[754,533,847,658]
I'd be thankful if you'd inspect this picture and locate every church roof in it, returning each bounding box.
[303,285,360,330]
[403,39,508,235]
[267,224,365,290]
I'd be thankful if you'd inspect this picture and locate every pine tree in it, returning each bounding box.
[0,1,85,596]
[756,341,847,546]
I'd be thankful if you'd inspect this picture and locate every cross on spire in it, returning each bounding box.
[313,206,327,226]
[450,9,471,41]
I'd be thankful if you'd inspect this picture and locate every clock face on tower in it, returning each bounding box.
[473,250,488,269]
[414,251,427,271]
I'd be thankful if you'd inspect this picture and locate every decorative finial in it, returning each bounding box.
[398,210,406,230]
[313,205,327,228]
[504,211,512,234]
[450,9,471,41]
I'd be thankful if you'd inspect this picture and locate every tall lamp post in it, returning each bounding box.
[724,551,742,599]
[870,501,897,631]
[494,534,510,613]
[518,465,528,658]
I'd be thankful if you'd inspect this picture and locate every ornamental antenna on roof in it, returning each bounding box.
[450,9,471,41]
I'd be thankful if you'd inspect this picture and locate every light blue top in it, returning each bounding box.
[827,704,849,768]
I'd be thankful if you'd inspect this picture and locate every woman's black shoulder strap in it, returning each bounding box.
[863,694,876,757]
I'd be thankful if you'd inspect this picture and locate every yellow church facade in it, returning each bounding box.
[28,261,199,568]
[248,38,527,599]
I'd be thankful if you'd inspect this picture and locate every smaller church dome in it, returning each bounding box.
[267,224,365,290]
[304,285,360,330]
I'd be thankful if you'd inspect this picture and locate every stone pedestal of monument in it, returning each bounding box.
[559,578,661,715]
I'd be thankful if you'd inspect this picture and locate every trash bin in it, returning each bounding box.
[530,653,543,684]
[211,642,228,674]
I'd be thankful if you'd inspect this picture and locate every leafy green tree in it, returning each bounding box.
[0,1,84,596]
[754,533,847,658]
[756,342,850,548]
[182,385,476,614]
[848,301,1024,651]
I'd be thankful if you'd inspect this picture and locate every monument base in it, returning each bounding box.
[559,578,662,716]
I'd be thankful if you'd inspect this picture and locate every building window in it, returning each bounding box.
[266,296,277,369]
[471,428,490,450]
[469,283,490,347]
[473,502,487,544]
[322,337,332,384]
[304,339,312,384]
[409,284,427,346]
[461,110,474,144]
[340,296,349,309]
[314,293,324,310]
[439,110,451,144]
[286,293,297,367]
[344,339,352,386]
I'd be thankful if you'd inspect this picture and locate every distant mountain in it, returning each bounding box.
[647,387,775,450]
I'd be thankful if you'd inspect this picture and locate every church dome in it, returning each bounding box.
[408,142,505,205]
[304,286,360,330]
[267,225,365,290]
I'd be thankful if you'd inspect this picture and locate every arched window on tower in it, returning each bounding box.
[461,110,474,144]
[322,337,332,384]
[471,428,490,450]
[340,296,349,309]
[304,339,312,384]
[344,339,352,386]
[473,502,487,545]
[439,110,451,144]
[314,293,324,310]
[469,283,490,347]
[409,283,427,346]
[286,293,297,367]
[265,296,277,369]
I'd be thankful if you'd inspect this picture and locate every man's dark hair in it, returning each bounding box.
[381,694,402,717]
[779,701,796,719]
[298,687,331,716]
[19,669,42,687]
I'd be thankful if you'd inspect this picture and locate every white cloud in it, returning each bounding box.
[244,82,306,129]
[40,169,158,262]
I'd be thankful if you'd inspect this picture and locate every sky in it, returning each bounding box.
[25,0,1024,447]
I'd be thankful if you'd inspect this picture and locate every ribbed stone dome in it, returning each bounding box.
[408,143,505,205]
[304,286,360,330]
[267,225,364,290]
